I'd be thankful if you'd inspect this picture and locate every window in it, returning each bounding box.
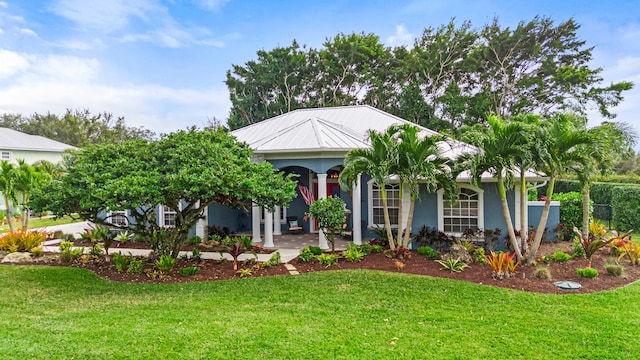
[370,183,400,227]
[160,205,177,228]
[438,186,484,235]
[1,151,10,160]
[108,210,128,226]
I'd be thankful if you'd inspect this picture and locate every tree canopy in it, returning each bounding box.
[226,17,632,134]
[30,128,297,257]
[0,109,155,147]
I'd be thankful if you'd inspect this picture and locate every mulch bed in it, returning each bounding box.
[6,241,639,293]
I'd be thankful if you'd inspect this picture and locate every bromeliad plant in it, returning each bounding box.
[219,236,257,271]
[435,258,468,273]
[484,251,520,279]
[573,220,615,268]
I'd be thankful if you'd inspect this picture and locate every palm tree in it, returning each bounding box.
[460,115,531,261]
[339,128,399,250]
[14,159,50,228]
[395,124,456,248]
[0,160,17,232]
[526,113,594,263]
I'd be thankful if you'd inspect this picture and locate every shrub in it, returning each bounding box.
[573,238,585,257]
[0,228,47,252]
[316,253,339,267]
[576,268,599,278]
[263,252,281,268]
[551,192,587,233]
[114,230,133,244]
[413,225,454,251]
[435,258,468,273]
[179,266,200,276]
[237,268,254,277]
[155,255,176,275]
[298,247,315,263]
[612,186,640,232]
[30,247,43,257]
[191,248,202,261]
[458,240,476,253]
[112,252,132,273]
[370,244,383,253]
[533,267,552,280]
[553,251,573,262]
[88,243,105,257]
[473,248,486,264]
[417,246,439,260]
[188,235,202,245]
[358,242,372,255]
[127,257,144,274]
[573,221,616,267]
[344,248,364,262]
[59,241,84,263]
[605,264,625,277]
[308,246,323,255]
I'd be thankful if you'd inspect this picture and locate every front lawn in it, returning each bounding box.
[0,216,77,233]
[1,266,638,359]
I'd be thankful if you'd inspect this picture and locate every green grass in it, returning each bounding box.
[0,216,76,233]
[1,266,639,359]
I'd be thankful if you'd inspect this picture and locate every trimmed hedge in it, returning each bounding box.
[551,192,587,231]
[539,179,640,204]
[612,187,640,232]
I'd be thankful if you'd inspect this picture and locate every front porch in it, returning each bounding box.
[247,232,354,250]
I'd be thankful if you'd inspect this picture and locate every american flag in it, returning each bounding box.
[298,185,315,205]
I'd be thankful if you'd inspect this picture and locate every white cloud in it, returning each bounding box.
[0,50,230,132]
[386,24,414,47]
[19,27,37,37]
[49,0,156,31]
[192,0,229,12]
[0,2,6,8]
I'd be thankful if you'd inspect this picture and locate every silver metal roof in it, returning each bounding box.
[0,127,76,152]
[231,105,470,158]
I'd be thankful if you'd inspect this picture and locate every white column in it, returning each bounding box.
[317,173,329,249]
[195,201,207,239]
[264,208,274,248]
[251,202,261,243]
[273,205,282,235]
[352,174,362,245]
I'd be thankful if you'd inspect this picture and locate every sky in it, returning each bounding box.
[1,0,639,140]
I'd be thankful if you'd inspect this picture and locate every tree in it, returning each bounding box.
[30,128,298,258]
[308,196,346,253]
[339,128,398,250]
[459,115,532,261]
[0,161,17,232]
[13,159,50,228]
[526,113,594,263]
[394,124,456,248]
[0,109,155,146]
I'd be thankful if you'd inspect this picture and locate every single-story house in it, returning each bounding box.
[0,127,76,211]
[207,105,560,249]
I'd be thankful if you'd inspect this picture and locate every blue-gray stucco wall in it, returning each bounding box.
[528,202,560,241]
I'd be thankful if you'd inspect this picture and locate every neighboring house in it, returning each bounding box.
[208,105,560,249]
[0,127,76,211]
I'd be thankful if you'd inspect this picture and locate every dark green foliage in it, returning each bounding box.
[188,236,202,245]
[298,247,315,263]
[539,179,580,196]
[30,128,298,259]
[179,266,200,277]
[612,187,640,231]
[262,252,281,268]
[417,246,439,260]
[413,225,454,251]
[552,192,587,233]
[155,255,176,275]
[576,268,599,278]
[553,251,573,262]
[315,253,339,267]
[126,258,144,274]
[309,196,346,253]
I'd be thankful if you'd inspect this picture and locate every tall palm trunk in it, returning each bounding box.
[526,176,556,263]
[499,178,523,260]
[582,185,590,238]
[380,188,395,251]
[519,174,527,252]
[395,182,405,249]
[403,198,416,248]
[4,197,14,232]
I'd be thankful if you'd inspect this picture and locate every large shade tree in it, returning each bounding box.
[30,128,298,258]
[0,161,17,232]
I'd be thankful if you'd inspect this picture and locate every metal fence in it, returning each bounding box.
[593,203,612,229]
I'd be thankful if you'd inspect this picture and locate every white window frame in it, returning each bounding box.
[437,184,484,237]
[1,151,11,160]
[107,210,128,226]
[368,180,400,228]
[159,204,180,228]
[260,207,287,223]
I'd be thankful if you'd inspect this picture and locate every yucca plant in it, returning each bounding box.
[435,258,468,273]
